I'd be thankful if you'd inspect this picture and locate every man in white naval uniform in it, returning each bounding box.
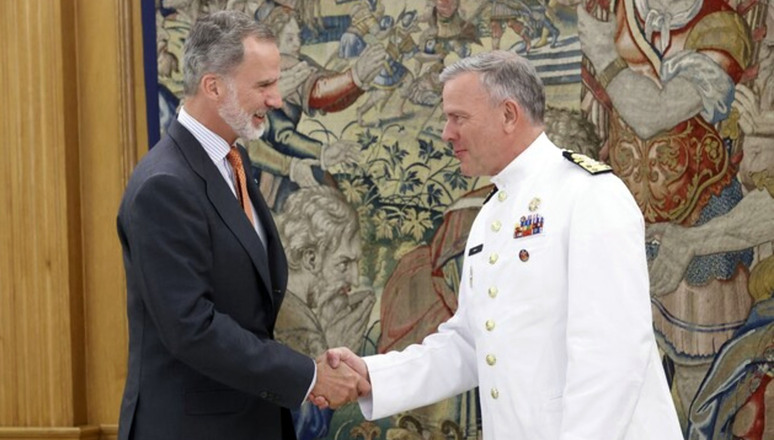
[314,51,683,440]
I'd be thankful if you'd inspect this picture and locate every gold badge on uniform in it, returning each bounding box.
[562,149,613,175]
[529,197,541,212]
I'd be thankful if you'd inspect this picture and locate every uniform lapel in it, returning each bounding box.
[167,121,275,303]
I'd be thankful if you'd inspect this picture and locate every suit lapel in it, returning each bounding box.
[240,145,288,306]
[167,121,275,304]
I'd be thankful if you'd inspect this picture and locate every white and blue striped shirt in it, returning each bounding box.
[177,107,268,248]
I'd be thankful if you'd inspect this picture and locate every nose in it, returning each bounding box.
[441,120,454,142]
[345,263,360,289]
[267,83,283,110]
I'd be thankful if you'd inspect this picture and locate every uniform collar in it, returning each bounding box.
[490,132,553,192]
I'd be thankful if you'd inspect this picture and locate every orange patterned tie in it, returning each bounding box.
[226,146,255,226]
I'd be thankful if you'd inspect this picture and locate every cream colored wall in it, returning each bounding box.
[0,1,145,438]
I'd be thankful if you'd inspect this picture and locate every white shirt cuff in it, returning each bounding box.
[303,359,317,401]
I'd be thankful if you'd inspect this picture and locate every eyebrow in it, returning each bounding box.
[256,77,279,87]
[336,254,360,263]
[445,110,467,117]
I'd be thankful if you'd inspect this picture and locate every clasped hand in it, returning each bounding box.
[309,347,370,409]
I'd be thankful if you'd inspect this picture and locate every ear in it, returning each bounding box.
[502,99,520,133]
[200,73,223,100]
[301,248,319,272]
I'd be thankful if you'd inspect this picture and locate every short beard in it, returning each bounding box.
[307,279,346,311]
[217,80,265,141]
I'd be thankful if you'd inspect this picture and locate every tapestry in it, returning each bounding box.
[145,0,774,438]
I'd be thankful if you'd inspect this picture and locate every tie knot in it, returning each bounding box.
[226,146,244,169]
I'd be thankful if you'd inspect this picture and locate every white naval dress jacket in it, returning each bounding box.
[359,134,683,440]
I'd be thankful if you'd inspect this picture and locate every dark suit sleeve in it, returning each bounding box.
[126,172,315,408]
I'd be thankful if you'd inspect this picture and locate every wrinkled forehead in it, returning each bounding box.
[442,74,493,111]
[333,233,362,256]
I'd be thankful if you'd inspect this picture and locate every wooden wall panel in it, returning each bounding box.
[75,0,135,425]
[0,0,82,427]
[0,1,18,424]
[0,0,145,437]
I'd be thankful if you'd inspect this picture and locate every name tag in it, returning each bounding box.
[468,244,483,256]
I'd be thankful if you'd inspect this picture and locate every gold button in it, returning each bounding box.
[486,354,496,365]
[491,220,501,232]
[491,388,499,399]
[485,320,495,331]
[498,191,507,202]
[488,287,498,298]
[489,253,499,264]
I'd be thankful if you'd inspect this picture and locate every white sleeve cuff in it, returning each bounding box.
[358,393,375,420]
[303,359,317,401]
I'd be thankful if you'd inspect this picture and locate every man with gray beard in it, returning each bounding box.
[116,10,367,440]
[275,186,375,358]
[274,186,376,440]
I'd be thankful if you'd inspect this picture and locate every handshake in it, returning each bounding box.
[309,347,370,409]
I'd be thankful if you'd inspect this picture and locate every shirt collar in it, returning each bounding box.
[490,132,553,192]
[177,106,232,163]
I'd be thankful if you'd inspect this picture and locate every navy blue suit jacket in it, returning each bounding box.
[117,120,314,440]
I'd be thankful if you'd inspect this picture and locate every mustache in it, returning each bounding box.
[307,282,351,309]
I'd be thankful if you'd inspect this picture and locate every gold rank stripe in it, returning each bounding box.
[561,149,613,175]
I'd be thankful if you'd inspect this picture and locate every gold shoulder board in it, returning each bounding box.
[562,149,613,175]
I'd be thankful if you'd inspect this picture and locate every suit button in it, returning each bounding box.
[491,388,500,399]
[486,354,496,366]
[485,320,495,331]
[489,253,499,264]
[488,287,498,298]
[491,220,501,232]
[259,391,268,399]
[498,191,507,202]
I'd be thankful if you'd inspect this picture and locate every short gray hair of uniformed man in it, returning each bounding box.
[439,50,546,125]
[182,10,275,96]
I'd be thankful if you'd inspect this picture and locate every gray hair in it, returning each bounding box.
[182,10,275,96]
[276,186,359,271]
[439,50,545,124]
